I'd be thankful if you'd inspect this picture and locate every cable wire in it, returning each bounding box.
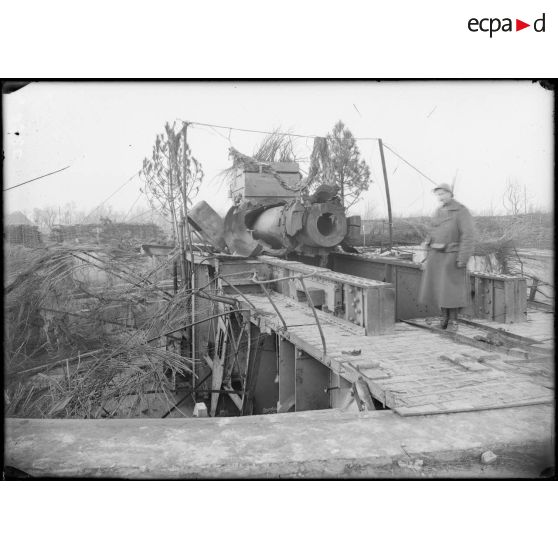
[80,172,139,224]
[185,119,437,189]
[122,191,144,222]
[4,165,71,191]
[382,143,438,186]
[184,119,381,141]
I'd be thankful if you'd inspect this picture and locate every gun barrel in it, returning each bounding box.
[251,200,347,251]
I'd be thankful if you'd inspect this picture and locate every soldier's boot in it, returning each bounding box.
[446,320,459,333]
[425,316,448,329]
[446,308,459,332]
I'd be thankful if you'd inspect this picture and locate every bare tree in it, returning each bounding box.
[503,179,524,216]
[59,202,78,225]
[360,202,376,246]
[32,206,58,231]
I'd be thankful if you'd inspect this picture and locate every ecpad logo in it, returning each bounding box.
[468,13,546,37]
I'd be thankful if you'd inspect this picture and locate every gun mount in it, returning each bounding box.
[189,161,359,257]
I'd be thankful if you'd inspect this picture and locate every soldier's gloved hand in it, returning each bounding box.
[456,260,466,268]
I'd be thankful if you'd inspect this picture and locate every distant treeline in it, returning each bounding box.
[361,212,552,250]
[49,221,167,248]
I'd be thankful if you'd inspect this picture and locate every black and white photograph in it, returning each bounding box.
[3,80,554,479]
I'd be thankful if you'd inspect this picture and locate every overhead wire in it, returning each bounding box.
[208,125,233,144]
[185,118,437,192]
[4,165,71,191]
[122,191,144,222]
[79,171,140,224]
[5,151,89,193]
[382,143,438,186]
[9,117,437,233]
[122,207,157,223]
[183,119,381,141]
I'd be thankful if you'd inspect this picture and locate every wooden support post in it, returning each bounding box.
[529,278,540,302]
[294,350,330,412]
[329,370,353,409]
[251,334,278,414]
[242,324,266,416]
[278,338,296,413]
[378,139,393,251]
[181,124,197,382]
[210,316,228,417]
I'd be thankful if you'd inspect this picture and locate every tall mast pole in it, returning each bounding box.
[378,139,393,250]
[182,123,196,388]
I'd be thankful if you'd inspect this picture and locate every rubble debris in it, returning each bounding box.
[342,349,362,356]
[5,243,196,419]
[481,450,498,464]
[193,402,208,417]
[397,459,424,470]
[474,334,504,346]
[188,201,226,251]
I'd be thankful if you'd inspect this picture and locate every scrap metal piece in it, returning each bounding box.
[223,206,262,257]
[189,201,226,251]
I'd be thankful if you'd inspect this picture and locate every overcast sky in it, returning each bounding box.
[3,81,553,221]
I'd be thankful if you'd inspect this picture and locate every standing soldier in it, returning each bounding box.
[419,183,476,331]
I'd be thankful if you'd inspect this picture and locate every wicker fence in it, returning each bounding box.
[49,222,167,248]
[4,225,42,248]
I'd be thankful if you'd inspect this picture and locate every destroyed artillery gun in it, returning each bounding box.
[188,161,361,259]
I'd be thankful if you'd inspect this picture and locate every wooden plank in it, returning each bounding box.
[340,361,392,381]
[484,278,494,320]
[210,317,228,417]
[504,279,516,323]
[328,370,352,409]
[227,392,243,411]
[278,338,295,412]
[241,324,266,415]
[475,277,485,319]
[295,351,330,412]
[234,290,552,418]
[332,253,532,323]
[493,282,506,323]
[235,168,300,200]
[518,277,528,318]
[252,334,279,414]
[354,378,379,411]
[392,376,553,413]
[395,398,552,417]
[258,255,390,289]
[402,319,538,359]
[457,317,543,345]
[529,278,540,302]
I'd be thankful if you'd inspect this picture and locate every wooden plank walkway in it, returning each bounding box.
[236,292,554,417]
[472,309,554,349]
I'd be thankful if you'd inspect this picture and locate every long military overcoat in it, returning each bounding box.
[418,198,475,309]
